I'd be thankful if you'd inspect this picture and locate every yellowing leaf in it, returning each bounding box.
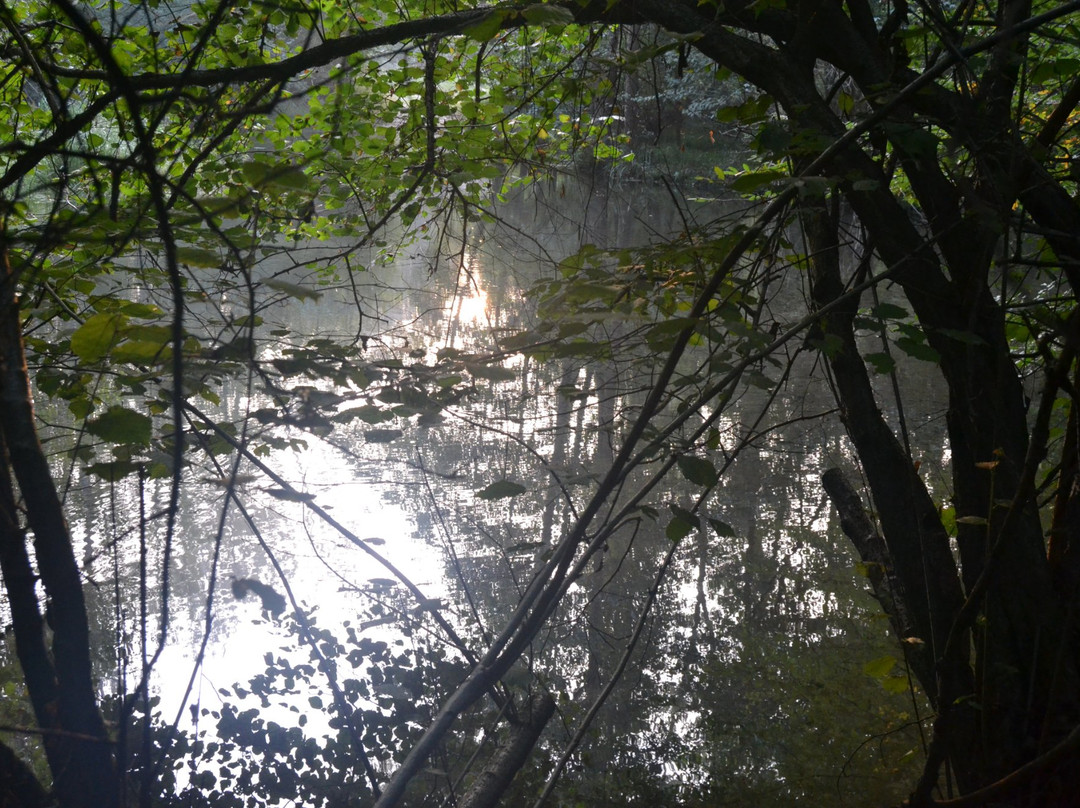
[881,676,910,694]
[863,654,897,679]
[71,312,124,362]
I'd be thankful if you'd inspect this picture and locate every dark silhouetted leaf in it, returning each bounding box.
[476,480,527,500]
[677,455,719,487]
[364,428,403,443]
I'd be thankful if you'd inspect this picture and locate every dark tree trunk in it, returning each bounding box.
[0,243,117,807]
[0,739,50,808]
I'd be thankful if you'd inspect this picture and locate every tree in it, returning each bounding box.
[1,0,1080,806]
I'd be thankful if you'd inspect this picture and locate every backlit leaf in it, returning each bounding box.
[863,654,896,679]
[71,313,124,362]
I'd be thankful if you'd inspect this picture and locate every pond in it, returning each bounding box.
[27,173,942,806]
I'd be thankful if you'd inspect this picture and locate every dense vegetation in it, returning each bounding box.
[2,0,1080,806]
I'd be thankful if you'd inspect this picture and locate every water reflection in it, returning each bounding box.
[34,175,948,804]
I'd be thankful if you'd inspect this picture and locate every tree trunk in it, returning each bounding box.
[0,242,117,807]
[458,691,556,808]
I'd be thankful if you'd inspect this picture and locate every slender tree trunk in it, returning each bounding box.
[0,242,117,807]
[457,691,555,808]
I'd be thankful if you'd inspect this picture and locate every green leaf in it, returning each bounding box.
[85,405,152,446]
[871,303,908,320]
[241,161,312,191]
[119,301,164,319]
[645,318,696,351]
[881,675,911,694]
[940,505,956,535]
[884,123,939,160]
[463,9,507,41]
[677,455,719,487]
[334,405,394,425]
[1029,57,1080,83]
[264,488,316,502]
[864,352,896,374]
[955,515,988,526]
[666,504,700,543]
[863,654,897,679]
[938,328,986,346]
[810,333,844,358]
[670,504,699,525]
[666,506,699,542]
[729,168,788,193]
[176,246,221,267]
[895,336,940,363]
[71,313,124,362]
[520,4,575,27]
[476,480,527,500]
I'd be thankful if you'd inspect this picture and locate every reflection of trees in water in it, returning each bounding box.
[383,298,925,804]
[43,178,940,805]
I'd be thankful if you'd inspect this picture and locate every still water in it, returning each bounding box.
[52,175,942,804]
